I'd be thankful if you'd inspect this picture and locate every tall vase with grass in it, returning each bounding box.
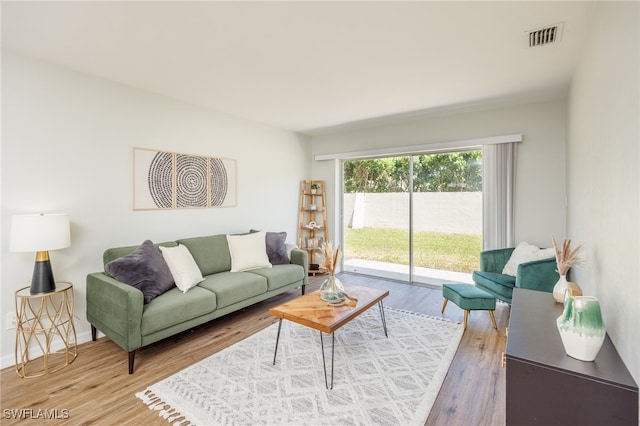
[551,236,583,303]
[319,241,345,304]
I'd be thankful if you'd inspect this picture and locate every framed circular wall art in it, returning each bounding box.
[133,147,237,210]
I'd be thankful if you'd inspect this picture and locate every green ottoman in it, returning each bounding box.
[442,283,497,331]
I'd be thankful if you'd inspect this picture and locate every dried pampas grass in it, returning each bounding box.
[551,235,583,276]
[319,241,341,275]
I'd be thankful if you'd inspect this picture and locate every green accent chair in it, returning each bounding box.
[472,247,560,304]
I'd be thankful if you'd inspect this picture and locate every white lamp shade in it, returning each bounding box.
[10,214,71,252]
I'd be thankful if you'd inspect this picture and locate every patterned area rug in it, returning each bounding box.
[136,307,463,426]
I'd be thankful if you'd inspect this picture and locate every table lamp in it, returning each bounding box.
[10,213,71,294]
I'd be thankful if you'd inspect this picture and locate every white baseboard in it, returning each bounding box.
[1,330,94,371]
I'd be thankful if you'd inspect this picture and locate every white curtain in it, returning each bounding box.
[483,142,517,250]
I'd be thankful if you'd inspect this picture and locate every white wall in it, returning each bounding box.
[0,52,311,367]
[311,98,568,250]
[344,192,482,234]
[567,2,639,382]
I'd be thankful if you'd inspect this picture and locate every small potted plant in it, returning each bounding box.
[310,183,319,194]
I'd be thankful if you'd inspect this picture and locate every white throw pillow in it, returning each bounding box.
[159,244,204,293]
[502,242,555,276]
[227,231,272,272]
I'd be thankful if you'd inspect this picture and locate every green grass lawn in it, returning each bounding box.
[344,228,481,273]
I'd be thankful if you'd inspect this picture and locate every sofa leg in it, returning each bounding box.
[129,351,135,374]
[301,284,306,295]
[91,325,97,341]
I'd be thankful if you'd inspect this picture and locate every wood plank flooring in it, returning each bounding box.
[0,273,509,425]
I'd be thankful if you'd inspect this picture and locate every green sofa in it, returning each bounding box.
[472,247,559,304]
[86,234,308,373]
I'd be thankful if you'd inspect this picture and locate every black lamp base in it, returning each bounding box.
[31,258,56,294]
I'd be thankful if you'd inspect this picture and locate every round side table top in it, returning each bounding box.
[16,281,72,298]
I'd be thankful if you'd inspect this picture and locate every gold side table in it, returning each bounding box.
[15,281,78,378]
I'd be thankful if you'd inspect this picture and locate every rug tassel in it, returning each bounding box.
[388,306,463,325]
[136,389,191,425]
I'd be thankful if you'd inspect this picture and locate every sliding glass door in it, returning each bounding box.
[342,150,482,285]
[342,157,410,280]
[410,151,482,284]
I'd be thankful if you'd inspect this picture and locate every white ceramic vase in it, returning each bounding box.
[556,295,606,362]
[552,274,569,303]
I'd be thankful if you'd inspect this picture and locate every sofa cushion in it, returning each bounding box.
[198,271,268,308]
[159,244,204,293]
[472,271,516,301]
[246,264,305,291]
[226,232,272,272]
[177,235,231,276]
[104,240,175,304]
[141,286,217,336]
[502,242,555,276]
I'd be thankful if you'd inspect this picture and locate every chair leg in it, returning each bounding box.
[441,298,448,314]
[488,310,498,330]
[91,325,97,341]
[463,310,469,330]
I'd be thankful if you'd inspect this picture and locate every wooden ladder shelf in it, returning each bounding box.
[298,180,329,276]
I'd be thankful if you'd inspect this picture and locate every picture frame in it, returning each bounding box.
[133,147,237,210]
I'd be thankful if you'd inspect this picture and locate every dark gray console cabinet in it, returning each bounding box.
[506,288,638,425]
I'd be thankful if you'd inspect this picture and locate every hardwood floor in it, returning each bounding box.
[1,273,509,425]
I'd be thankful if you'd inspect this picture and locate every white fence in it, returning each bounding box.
[343,192,482,235]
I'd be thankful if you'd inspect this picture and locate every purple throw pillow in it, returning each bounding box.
[105,240,175,303]
[249,230,290,265]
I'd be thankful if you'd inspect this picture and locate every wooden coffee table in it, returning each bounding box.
[269,283,389,389]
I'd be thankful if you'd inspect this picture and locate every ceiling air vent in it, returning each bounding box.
[527,23,564,47]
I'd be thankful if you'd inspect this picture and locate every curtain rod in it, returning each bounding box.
[314,133,523,161]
